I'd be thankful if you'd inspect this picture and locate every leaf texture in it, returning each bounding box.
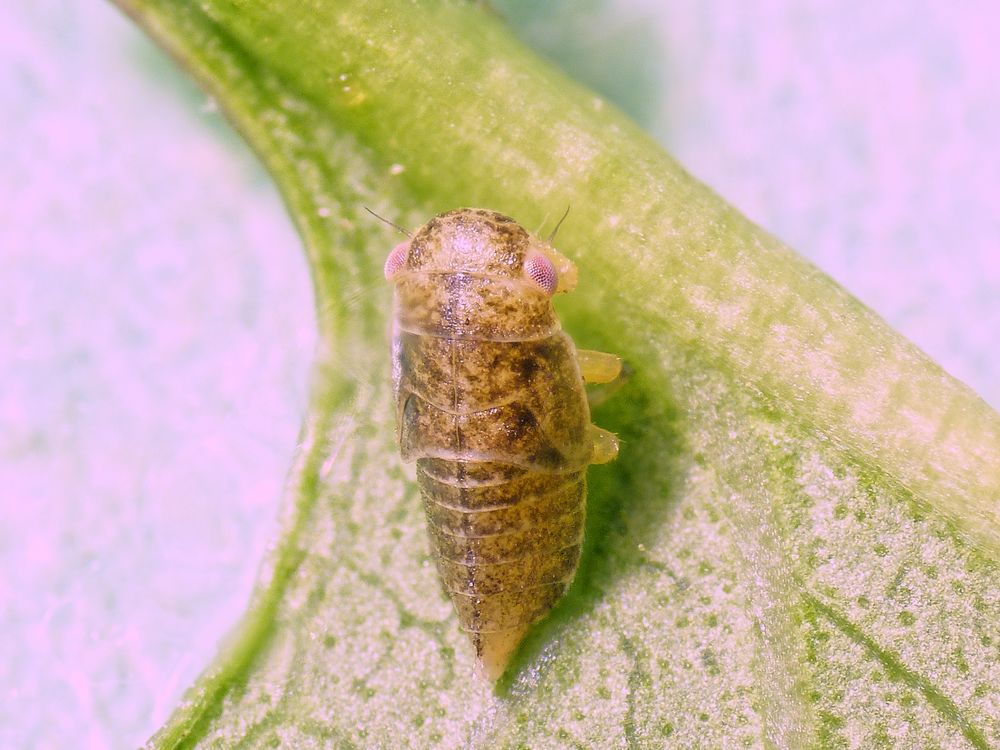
[110,1,1000,747]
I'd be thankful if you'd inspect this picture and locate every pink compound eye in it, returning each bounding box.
[383,241,410,280]
[524,252,558,294]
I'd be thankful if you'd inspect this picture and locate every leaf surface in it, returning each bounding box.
[111,1,1000,747]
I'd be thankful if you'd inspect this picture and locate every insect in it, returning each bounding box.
[383,208,622,680]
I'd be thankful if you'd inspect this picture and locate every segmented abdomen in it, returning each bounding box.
[395,328,592,642]
[417,458,585,635]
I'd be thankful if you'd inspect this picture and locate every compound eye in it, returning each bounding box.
[524,252,558,295]
[383,241,410,280]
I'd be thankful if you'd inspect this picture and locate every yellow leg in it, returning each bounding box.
[590,425,619,464]
[579,350,630,409]
[576,349,623,384]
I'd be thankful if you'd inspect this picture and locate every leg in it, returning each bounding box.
[579,350,631,409]
[589,425,619,464]
[576,349,623,384]
[577,350,625,462]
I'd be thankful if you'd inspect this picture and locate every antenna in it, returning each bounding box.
[364,206,412,238]
[546,204,571,243]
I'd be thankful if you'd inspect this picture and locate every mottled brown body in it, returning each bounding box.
[385,208,619,679]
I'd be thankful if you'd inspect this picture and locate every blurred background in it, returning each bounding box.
[1,1,997,747]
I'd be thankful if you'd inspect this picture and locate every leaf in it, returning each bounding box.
[111,1,1000,747]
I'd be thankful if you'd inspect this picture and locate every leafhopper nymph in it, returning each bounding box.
[383,208,621,680]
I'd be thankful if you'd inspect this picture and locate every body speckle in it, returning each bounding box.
[383,208,621,679]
